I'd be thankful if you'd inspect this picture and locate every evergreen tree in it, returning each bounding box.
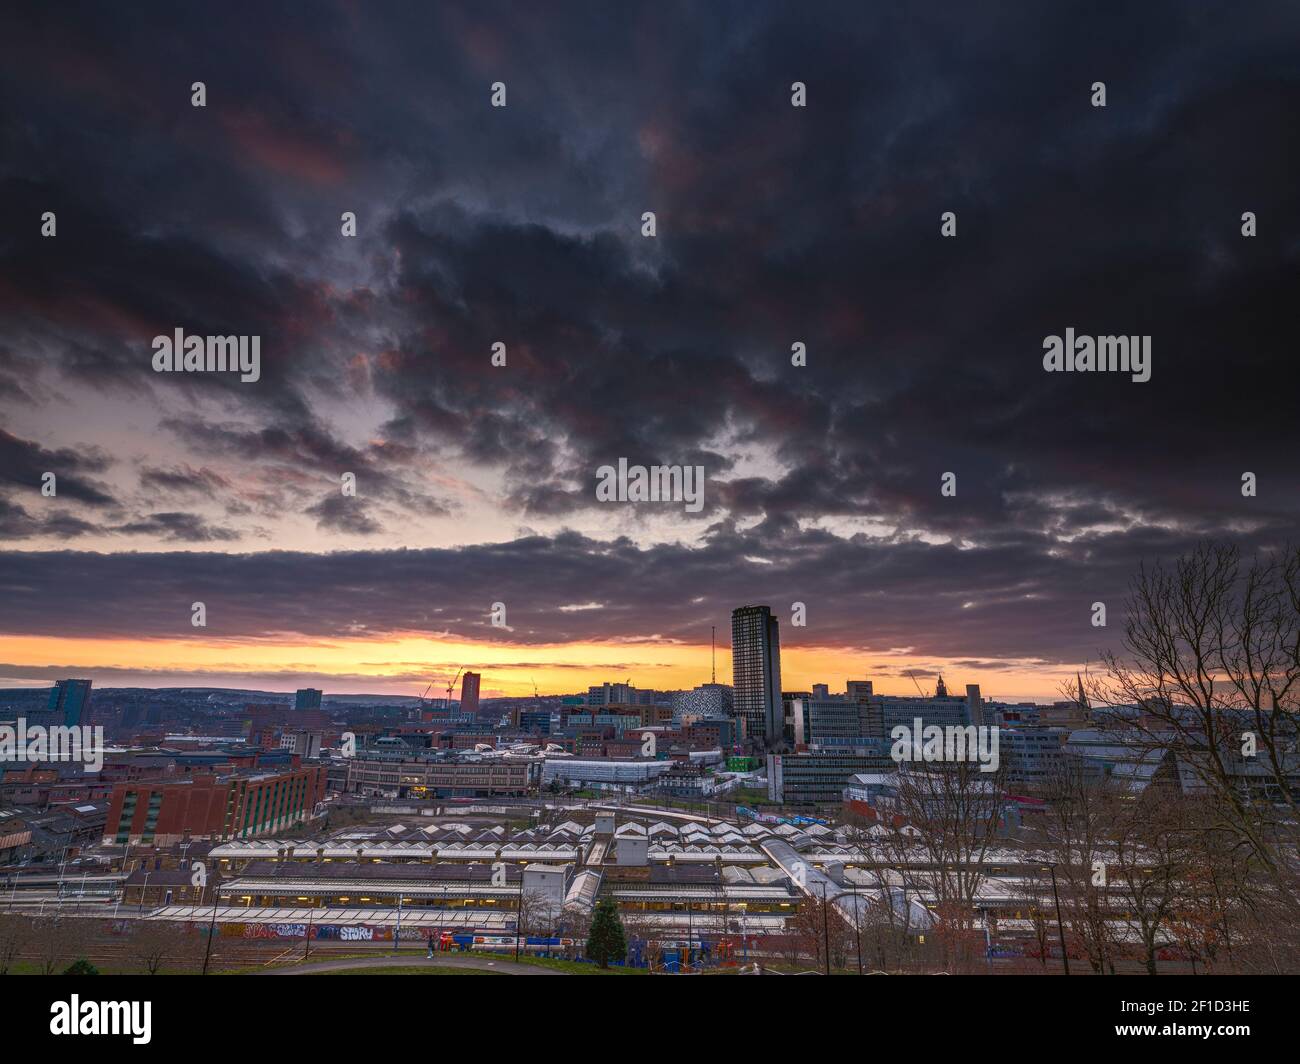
[585,898,627,969]
[62,958,100,975]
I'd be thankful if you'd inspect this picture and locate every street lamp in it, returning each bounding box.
[686,899,693,969]
[56,846,69,910]
[1045,864,1070,976]
[201,878,220,976]
[739,908,748,965]
[850,880,863,975]
[819,882,830,976]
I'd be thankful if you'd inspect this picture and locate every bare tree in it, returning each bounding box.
[0,914,34,975]
[778,925,811,970]
[1031,762,1119,974]
[1012,865,1056,970]
[1160,798,1250,973]
[616,910,662,969]
[881,761,1007,971]
[1091,543,1300,900]
[129,921,186,975]
[561,905,595,959]
[1108,793,1196,975]
[789,891,852,972]
[1079,542,1300,973]
[515,887,556,943]
[29,916,80,975]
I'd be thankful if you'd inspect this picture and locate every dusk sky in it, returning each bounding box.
[1,2,1297,701]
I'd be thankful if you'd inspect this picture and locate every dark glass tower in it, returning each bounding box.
[294,688,323,711]
[730,605,782,748]
[47,678,92,726]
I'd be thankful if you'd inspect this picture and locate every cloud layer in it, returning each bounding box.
[1,1,1297,677]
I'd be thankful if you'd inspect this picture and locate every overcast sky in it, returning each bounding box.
[1,2,1297,699]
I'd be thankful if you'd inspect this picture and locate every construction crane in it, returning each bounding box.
[445,666,464,712]
[416,666,463,713]
[908,671,927,697]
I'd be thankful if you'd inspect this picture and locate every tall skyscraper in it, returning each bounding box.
[460,671,481,715]
[294,688,323,711]
[47,678,92,726]
[731,605,782,748]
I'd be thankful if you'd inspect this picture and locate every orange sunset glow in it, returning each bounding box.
[0,632,1074,702]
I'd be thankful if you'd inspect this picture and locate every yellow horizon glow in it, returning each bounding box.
[0,633,1080,703]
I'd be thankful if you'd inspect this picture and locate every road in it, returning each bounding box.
[260,954,566,976]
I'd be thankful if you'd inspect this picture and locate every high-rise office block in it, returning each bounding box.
[586,681,634,706]
[731,605,783,748]
[294,688,323,711]
[460,671,481,715]
[47,678,92,726]
[790,696,885,746]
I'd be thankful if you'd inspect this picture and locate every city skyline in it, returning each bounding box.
[0,616,1082,704]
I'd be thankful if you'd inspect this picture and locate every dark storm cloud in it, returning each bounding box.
[139,465,232,498]
[0,430,115,506]
[306,493,384,536]
[1,1,1298,664]
[112,511,240,542]
[354,1,1300,537]
[159,419,455,520]
[0,498,60,539]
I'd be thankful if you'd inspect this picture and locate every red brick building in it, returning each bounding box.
[460,671,481,715]
[103,764,326,846]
